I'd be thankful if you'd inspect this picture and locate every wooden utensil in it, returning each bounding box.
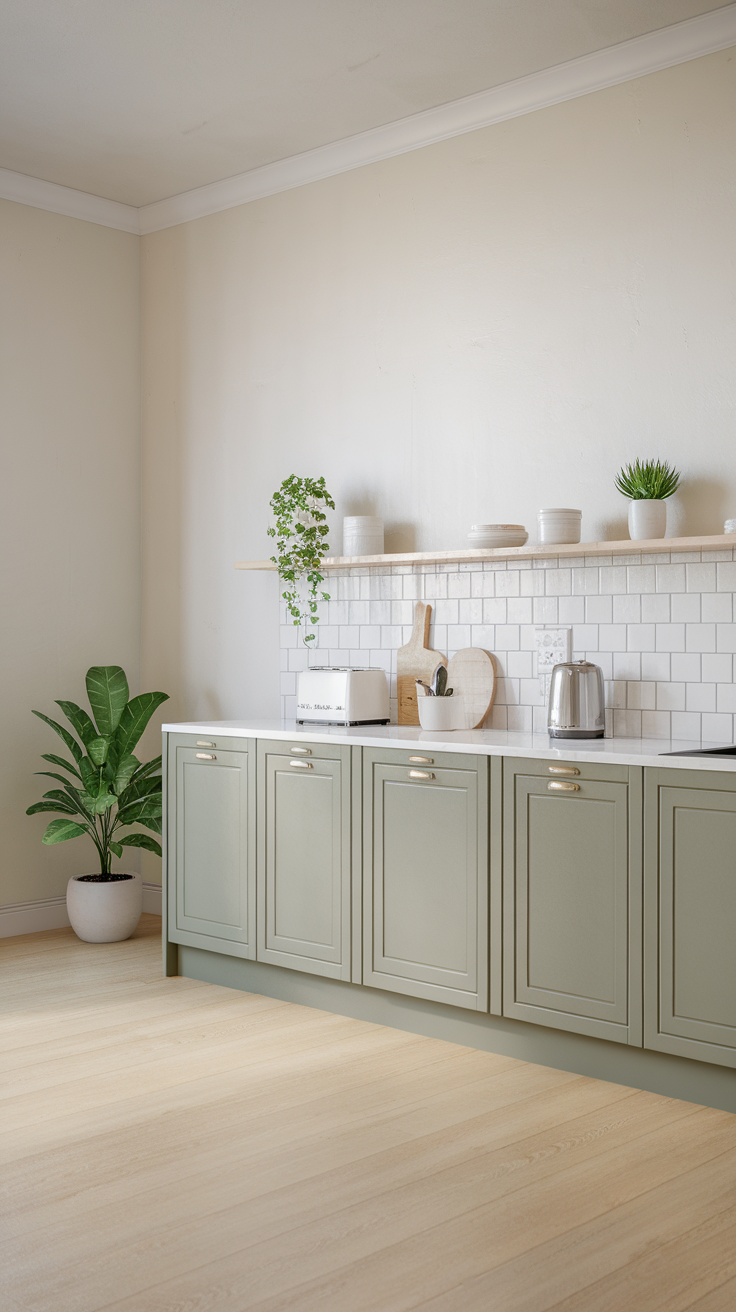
[447,648,496,729]
[397,602,447,725]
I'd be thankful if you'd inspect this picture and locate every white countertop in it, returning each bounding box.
[162,719,736,772]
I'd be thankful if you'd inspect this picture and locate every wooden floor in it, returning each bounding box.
[2,919,736,1312]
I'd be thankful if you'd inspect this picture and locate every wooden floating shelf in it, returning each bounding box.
[235,534,735,572]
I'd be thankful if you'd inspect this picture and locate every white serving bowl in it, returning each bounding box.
[467,524,528,548]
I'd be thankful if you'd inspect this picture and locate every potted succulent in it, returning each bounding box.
[615,459,681,541]
[27,665,168,942]
[268,475,335,645]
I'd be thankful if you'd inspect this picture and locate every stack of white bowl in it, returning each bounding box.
[537,508,582,546]
[466,524,528,549]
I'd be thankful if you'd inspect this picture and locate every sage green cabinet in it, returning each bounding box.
[644,768,736,1069]
[256,740,355,981]
[362,747,491,1011]
[167,733,256,959]
[503,758,642,1045]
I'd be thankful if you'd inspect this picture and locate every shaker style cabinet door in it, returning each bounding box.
[256,740,353,981]
[644,769,736,1069]
[167,735,256,959]
[362,748,489,1011]
[503,758,642,1045]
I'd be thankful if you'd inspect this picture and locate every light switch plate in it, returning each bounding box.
[535,626,572,701]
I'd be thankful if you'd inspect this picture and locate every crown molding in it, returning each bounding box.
[2,5,735,236]
[0,167,140,232]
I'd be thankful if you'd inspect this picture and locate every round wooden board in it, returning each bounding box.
[447,648,496,729]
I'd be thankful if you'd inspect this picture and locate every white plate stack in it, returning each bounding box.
[466,524,528,549]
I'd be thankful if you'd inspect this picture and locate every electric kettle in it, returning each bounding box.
[547,660,605,739]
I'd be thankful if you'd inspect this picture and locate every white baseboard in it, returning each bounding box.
[0,883,162,938]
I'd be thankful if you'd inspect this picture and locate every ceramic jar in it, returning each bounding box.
[628,499,666,541]
[66,872,143,943]
[417,696,464,731]
[342,516,384,557]
[537,508,582,546]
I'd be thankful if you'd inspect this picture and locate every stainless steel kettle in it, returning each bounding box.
[547,660,605,739]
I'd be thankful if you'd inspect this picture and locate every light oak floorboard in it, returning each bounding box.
[2,918,734,1312]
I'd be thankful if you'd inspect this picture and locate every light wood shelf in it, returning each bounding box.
[235,534,735,572]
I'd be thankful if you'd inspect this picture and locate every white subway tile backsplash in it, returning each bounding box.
[701,713,734,741]
[702,592,732,623]
[671,653,701,682]
[685,624,716,653]
[280,553,736,737]
[656,682,686,711]
[656,564,686,592]
[686,683,716,713]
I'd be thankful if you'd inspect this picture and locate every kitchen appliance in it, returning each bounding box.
[547,659,605,739]
[296,667,389,725]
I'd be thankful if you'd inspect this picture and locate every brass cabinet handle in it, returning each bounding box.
[290,746,312,755]
[289,760,313,769]
[195,752,216,760]
[547,780,580,792]
[409,769,435,780]
[409,755,434,764]
[196,740,216,748]
[548,765,580,776]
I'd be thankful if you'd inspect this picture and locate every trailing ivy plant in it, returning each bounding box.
[267,475,335,644]
[615,459,681,501]
[26,666,169,877]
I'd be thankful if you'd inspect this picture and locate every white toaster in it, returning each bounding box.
[296,667,390,725]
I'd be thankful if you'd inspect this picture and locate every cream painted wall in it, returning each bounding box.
[0,201,141,905]
[141,49,736,737]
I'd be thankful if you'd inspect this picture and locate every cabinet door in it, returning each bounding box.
[363,748,488,1010]
[645,769,736,1069]
[503,759,642,1045]
[168,738,255,958]
[257,741,352,980]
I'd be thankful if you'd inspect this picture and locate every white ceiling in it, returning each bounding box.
[0,0,729,207]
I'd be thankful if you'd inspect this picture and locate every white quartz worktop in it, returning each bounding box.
[162,720,736,772]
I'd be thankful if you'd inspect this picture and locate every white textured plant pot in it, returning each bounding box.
[66,873,143,943]
[628,499,667,541]
[417,697,464,731]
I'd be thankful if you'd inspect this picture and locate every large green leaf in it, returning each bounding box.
[32,711,84,764]
[56,701,97,747]
[109,840,123,859]
[116,795,162,828]
[116,774,161,811]
[36,770,82,790]
[114,754,140,795]
[92,792,117,815]
[41,753,82,781]
[27,800,78,816]
[42,786,93,820]
[87,735,111,767]
[119,832,162,857]
[42,818,88,845]
[79,757,101,794]
[131,755,162,783]
[115,692,169,757]
[86,666,129,736]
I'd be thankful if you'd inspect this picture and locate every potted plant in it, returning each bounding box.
[27,665,169,942]
[268,475,335,645]
[615,459,681,541]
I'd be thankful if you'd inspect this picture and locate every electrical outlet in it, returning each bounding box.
[535,626,572,700]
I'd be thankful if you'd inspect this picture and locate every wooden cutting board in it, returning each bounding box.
[447,648,496,729]
[397,602,448,725]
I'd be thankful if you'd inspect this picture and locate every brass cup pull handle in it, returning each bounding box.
[196,740,216,748]
[409,769,435,780]
[290,747,312,755]
[548,765,580,776]
[289,760,313,769]
[408,755,434,764]
[547,780,580,792]
[195,752,216,760]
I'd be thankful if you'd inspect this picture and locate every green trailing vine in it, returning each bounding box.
[615,459,681,501]
[267,475,335,645]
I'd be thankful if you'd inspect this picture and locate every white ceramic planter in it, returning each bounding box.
[628,499,667,541]
[417,697,464,731]
[66,872,142,943]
